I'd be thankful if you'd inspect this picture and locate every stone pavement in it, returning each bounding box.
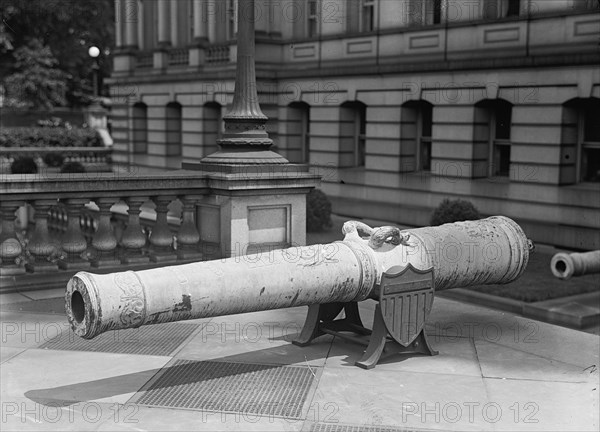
[1,288,598,432]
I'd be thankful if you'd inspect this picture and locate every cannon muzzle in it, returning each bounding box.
[551,250,600,280]
[66,216,532,339]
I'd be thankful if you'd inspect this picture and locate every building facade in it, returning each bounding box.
[108,0,600,250]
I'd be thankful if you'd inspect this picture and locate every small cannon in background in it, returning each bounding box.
[66,216,532,369]
[551,250,600,280]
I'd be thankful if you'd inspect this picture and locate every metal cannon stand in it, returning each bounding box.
[293,264,438,369]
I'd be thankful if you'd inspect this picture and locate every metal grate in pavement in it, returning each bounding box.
[309,423,434,432]
[134,359,316,419]
[39,322,199,356]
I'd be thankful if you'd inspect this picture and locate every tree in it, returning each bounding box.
[3,39,68,110]
[1,0,114,108]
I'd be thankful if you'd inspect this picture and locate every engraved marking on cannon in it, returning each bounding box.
[114,271,146,327]
[379,264,434,347]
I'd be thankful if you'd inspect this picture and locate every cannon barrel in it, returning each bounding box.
[66,216,532,339]
[550,250,600,280]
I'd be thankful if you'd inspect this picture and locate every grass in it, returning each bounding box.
[307,215,599,303]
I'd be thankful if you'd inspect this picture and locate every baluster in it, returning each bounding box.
[120,196,150,264]
[91,197,120,268]
[58,198,91,270]
[0,200,25,275]
[149,195,177,263]
[26,199,59,272]
[177,195,202,260]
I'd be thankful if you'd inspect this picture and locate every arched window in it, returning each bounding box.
[287,102,311,164]
[562,98,600,183]
[340,101,367,168]
[165,102,182,157]
[131,102,148,154]
[203,102,222,156]
[400,101,434,172]
[475,99,513,177]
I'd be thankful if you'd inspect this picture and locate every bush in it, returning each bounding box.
[306,189,332,232]
[0,127,102,148]
[61,161,86,173]
[430,199,481,226]
[42,152,65,167]
[10,157,38,174]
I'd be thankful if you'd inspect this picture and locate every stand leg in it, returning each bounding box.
[410,330,439,356]
[355,304,388,369]
[292,303,344,347]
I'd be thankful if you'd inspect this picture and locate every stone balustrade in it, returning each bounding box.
[206,44,232,64]
[0,171,210,290]
[168,48,190,66]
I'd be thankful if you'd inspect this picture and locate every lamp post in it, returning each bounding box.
[88,46,100,99]
[201,0,288,165]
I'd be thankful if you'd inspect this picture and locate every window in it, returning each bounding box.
[408,0,443,26]
[579,99,600,182]
[474,99,513,178]
[340,102,367,167]
[165,102,182,157]
[483,0,521,19]
[132,103,148,154]
[400,101,434,172]
[288,102,311,163]
[362,0,375,32]
[203,102,222,157]
[418,103,433,171]
[347,0,376,33]
[490,101,512,177]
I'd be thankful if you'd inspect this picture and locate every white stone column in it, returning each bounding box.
[158,0,171,47]
[115,0,123,47]
[193,0,209,43]
[170,0,179,46]
[137,0,144,50]
[207,0,217,43]
[124,0,139,47]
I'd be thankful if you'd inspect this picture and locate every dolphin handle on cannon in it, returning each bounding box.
[65,216,533,369]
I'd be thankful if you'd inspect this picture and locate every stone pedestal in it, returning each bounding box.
[183,162,319,259]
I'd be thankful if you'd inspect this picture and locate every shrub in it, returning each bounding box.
[10,157,38,174]
[0,127,102,148]
[306,189,332,232]
[430,199,481,226]
[42,152,65,167]
[61,161,86,173]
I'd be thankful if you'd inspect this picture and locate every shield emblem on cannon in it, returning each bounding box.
[379,264,435,347]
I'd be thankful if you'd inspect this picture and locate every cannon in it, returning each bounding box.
[66,216,532,368]
[551,250,600,280]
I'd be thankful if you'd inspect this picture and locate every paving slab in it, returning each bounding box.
[0,310,70,349]
[1,349,171,406]
[311,368,491,431]
[0,346,27,364]
[427,297,600,368]
[475,339,594,383]
[325,335,482,377]
[0,292,32,305]
[0,397,126,432]
[483,377,599,432]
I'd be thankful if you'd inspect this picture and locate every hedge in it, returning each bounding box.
[0,127,102,148]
